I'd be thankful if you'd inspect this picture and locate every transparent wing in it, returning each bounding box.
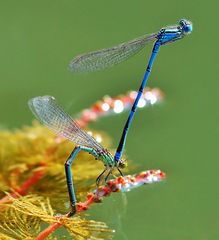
[69,33,157,72]
[28,96,103,151]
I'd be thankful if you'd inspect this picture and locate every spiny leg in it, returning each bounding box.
[65,146,81,217]
[117,167,124,177]
[104,167,114,183]
[96,166,109,186]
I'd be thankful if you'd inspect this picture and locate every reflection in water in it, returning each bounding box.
[114,193,129,240]
[95,193,128,240]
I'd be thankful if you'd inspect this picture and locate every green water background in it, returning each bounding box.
[0,0,218,239]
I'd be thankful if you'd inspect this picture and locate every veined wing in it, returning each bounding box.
[69,33,157,72]
[28,96,103,151]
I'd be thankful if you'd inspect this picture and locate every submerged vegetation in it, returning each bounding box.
[0,123,114,239]
[0,89,165,239]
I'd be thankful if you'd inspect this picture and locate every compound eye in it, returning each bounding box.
[184,24,193,34]
[179,19,193,34]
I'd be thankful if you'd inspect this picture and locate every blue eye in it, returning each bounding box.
[184,24,193,34]
[179,19,193,34]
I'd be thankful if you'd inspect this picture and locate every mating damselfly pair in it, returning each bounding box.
[29,19,192,216]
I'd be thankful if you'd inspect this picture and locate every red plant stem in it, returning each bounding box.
[76,88,164,128]
[35,222,62,240]
[35,170,166,240]
[0,169,45,204]
[16,169,45,195]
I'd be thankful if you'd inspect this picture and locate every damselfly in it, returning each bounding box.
[28,96,127,216]
[29,19,192,216]
[69,19,192,161]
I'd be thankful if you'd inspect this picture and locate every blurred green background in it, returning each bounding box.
[0,0,218,239]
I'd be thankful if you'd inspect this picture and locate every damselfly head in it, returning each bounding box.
[118,158,128,169]
[179,19,193,35]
